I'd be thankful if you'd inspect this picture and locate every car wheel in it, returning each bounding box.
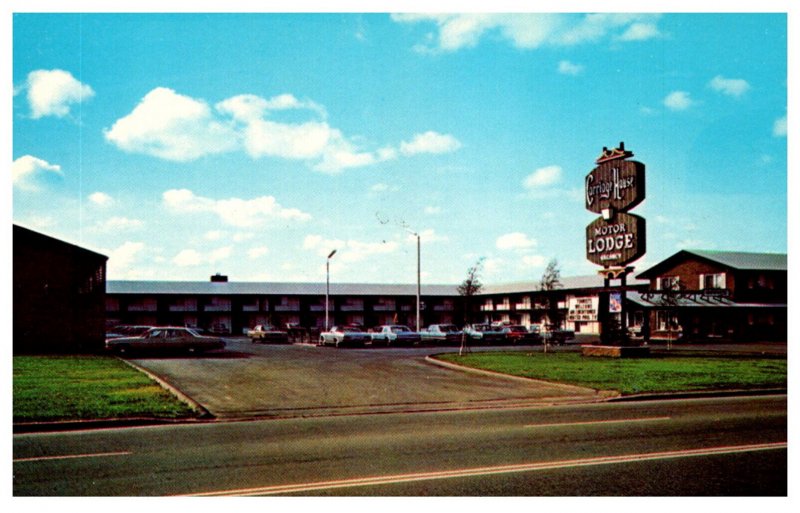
[117,344,131,355]
[319,337,325,346]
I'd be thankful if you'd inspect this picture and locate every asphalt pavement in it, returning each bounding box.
[127,339,604,419]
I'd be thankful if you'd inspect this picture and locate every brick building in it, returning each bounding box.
[13,225,108,354]
[629,250,787,342]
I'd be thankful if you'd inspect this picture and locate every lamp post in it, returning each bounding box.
[403,228,421,332]
[326,249,337,331]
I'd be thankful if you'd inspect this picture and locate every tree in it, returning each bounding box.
[458,257,485,326]
[539,258,563,328]
[457,258,485,356]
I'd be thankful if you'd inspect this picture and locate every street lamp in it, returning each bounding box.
[326,249,337,331]
[403,229,421,332]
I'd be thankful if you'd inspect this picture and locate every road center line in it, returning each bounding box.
[525,416,672,429]
[13,451,132,463]
[184,441,787,497]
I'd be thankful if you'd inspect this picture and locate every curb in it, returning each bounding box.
[120,358,214,419]
[424,355,615,399]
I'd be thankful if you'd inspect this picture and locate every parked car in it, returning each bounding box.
[542,326,576,345]
[318,325,371,348]
[105,325,153,340]
[247,324,289,344]
[105,326,226,355]
[500,325,542,344]
[464,323,506,344]
[370,325,422,346]
[419,324,463,345]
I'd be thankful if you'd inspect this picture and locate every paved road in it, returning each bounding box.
[12,395,786,496]
[127,339,602,418]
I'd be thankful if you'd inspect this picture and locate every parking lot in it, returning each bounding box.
[129,338,601,419]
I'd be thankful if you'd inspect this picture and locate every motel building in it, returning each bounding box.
[13,226,786,354]
[104,249,786,343]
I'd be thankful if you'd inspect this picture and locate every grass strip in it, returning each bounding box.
[13,355,197,422]
[436,351,787,395]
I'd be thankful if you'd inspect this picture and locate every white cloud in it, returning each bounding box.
[106,88,458,173]
[496,232,537,250]
[171,247,232,267]
[304,234,399,264]
[400,131,462,156]
[173,249,203,267]
[12,155,63,191]
[104,87,239,161]
[392,13,661,52]
[107,241,145,276]
[617,22,661,41]
[709,75,751,97]
[204,230,226,241]
[163,188,311,228]
[248,246,269,259]
[773,115,787,137]
[407,228,447,244]
[23,69,95,119]
[557,60,584,76]
[523,165,562,189]
[664,91,693,111]
[93,216,144,232]
[88,192,113,206]
[521,254,548,268]
[424,206,442,215]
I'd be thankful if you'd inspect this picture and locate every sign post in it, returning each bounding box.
[584,142,646,346]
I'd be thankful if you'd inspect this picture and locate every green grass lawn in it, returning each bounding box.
[436,351,787,395]
[13,355,198,422]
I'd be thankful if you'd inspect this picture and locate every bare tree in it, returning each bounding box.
[458,257,484,355]
[539,259,563,352]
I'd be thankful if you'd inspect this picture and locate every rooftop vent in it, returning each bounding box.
[210,273,228,283]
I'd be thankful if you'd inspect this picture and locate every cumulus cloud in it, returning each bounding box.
[496,232,537,250]
[391,13,661,52]
[617,22,661,41]
[173,249,203,267]
[104,87,239,161]
[163,188,311,228]
[709,75,751,97]
[664,91,693,111]
[400,131,462,156]
[557,60,584,75]
[773,115,787,137]
[105,88,459,172]
[303,234,399,264]
[248,246,269,259]
[22,69,95,119]
[93,216,144,232]
[523,165,562,189]
[88,192,114,206]
[106,241,145,276]
[12,155,63,191]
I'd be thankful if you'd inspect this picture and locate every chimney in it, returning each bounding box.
[210,273,228,283]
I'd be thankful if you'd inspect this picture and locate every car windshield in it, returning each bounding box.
[186,328,201,337]
[391,326,411,333]
[341,327,360,333]
[509,326,525,332]
[440,325,458,332]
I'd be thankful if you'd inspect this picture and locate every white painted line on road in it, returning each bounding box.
[13,451,132,463]
[525,416,672,429]
[183,441,787,496]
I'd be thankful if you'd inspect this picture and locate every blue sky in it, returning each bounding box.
[10,8,789,285]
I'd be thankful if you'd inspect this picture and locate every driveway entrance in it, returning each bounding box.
[130,339,600,419]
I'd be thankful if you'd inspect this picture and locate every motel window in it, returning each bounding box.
[656,310,679,331]
[699,273,726,290]
[657,276,680,291]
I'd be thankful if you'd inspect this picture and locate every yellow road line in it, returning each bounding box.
[525,416,672,428]
[184,441,787,496]
[13,451,132,463]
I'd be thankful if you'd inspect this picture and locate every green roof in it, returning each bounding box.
[686,250,786,271]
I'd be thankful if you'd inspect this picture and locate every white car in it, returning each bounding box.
[370,325,421,346]
[318,326,371,348]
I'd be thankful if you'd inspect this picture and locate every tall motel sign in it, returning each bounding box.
[585,142,646,345]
